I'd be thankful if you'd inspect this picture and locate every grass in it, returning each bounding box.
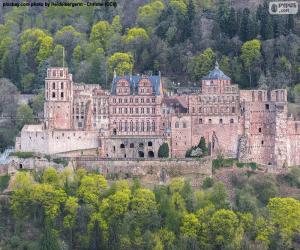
[0,175,10,192]
[237,162,257,170]
[10,152,34,158]
[212,157,237,171]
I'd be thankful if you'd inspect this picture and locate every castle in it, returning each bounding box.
[15,63,300,167]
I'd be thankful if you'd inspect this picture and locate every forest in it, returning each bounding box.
[0,0,299,92]
[0,167,300,249]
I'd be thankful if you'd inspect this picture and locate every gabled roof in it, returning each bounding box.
[202,61,231,81]
[111,75,161,96]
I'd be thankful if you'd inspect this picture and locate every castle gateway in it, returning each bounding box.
[15,63,300,167]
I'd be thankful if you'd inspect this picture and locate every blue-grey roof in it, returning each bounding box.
[202,62,231,80]
[111,75,161,96]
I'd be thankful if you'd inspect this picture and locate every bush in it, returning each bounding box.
[10,151,34,158]
[282,167,300,188]
[158,143,169,158]
[0,175,10,192]
[197,137,208,156]
[10,235,21,248]
[202,177,214,189]
[52,158,68,167]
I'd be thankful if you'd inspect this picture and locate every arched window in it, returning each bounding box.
[130,143,134,148]
[136,121,139,131]
[230,119,234,124]
[148,141,153,146]
[119,121,122,131]
[52,82,55,89]
[120,144,125,149]
[147,121,150,131]
[219,119,223,124]
[199,118,203,124]
[183,122,187,128]
[175,122,179,128]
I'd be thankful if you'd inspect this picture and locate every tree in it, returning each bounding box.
[123,27,149,44]
[90,21,112,51]
[16,104,34,130]
[158,143,169,158]
[197,137,208,156]
[240,39,262,88]
[108,52,134,78]
[209,209,240,249]
[137,1,165,33]
[54,26,82,63]
[227,7,238,38]
[0,78,18,118]
[30,91,44,116]
[63,196,79,248]
[88,48,106,85]
[240,8,251,41]
[260,4,273,40]
[267,198,300,248]
[20,73,35,93]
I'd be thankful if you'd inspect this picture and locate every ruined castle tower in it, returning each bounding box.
[44,67,73,130]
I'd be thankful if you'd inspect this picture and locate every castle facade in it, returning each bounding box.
[15,64,300,167]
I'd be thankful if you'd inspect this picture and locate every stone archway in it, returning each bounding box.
[148,151,154,158]
[138,151,144,158]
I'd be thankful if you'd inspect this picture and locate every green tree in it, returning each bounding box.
[108,52,134,77]
[90,21,112,51]
[158,142,169,158]
[240,39,262,88]
[209,209,240,249]
[197,136,208,155]
[137,1,165,33]
[188,48,216,81]
[267,197,300,248]
[21,73,35,93]
[16,104,34,130]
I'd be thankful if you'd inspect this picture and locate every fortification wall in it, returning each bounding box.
[74,158,212,187]
[287,121,300,166]
[19,129,99,155]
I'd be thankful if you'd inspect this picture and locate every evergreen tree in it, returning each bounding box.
[227,8,238,38]
[197,137,208,156]
[158,143,169,158]
[239,8,251,41]
[260,6,273,40]
[217,0,230,33]
[287,15,295,32]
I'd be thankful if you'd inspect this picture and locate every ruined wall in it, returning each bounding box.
[19,128,99,155]
[287,121,300,166]
[171,115,192,158]
[74,158,212,188]
[102,137,167,159]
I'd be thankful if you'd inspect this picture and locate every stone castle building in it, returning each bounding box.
[15,63,300,167]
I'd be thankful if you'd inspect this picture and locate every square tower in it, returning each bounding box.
[44,67,73,130]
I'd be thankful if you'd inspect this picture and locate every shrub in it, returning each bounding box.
[197,137,208,156]
[53,158,68,167]
[0,175,10,192]
[10,151,34,158]
[282,167,300,188]
[158,143,169,158]
[202,177,214,189]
